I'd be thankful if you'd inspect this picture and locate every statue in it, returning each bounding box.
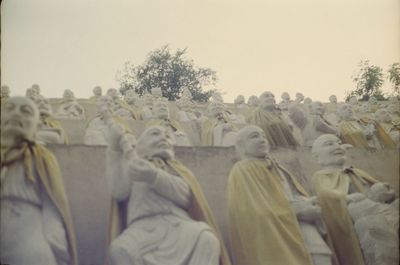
[278,92,291,111]
[311,134,398,265]
[326,95,338,113]
[358,102,374,119]
[0,97,77,265]
[89,86,103,102]
[36,97,67,144]
[294,92,305,104]
[289,101,338,146]
[368,96,379,112]
[246,91,298,148]
[1,85,10,102]
[374,109,399,147]
[228,125,332,265]
[201,101,238,146]
[26,87,38,102]
[105,88,138,120]
[146,101,192,146]
[176,97,201,122]
[247,95,259,107]
[55,89,85,120]
[230,95,247,124]
[31,84,45,101]
[233,94,246,108]
[387,103,400,122]
[336,104,395,149]
[105,123,231,265]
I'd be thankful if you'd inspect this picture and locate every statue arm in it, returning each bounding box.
[314,116,337,134]
[150,170,191,209]
[40,186,70,265]
[106,147,131,201]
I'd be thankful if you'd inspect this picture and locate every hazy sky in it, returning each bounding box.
[1,0,399,102]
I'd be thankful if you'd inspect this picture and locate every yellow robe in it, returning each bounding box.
[312,167,379,265]
[108,158,232,265]
[201,114,237,146]
[246,108,298,148]
[1,142,78,265]
[228,158,313,265]
[42,115,69,144]
[338,120,369,148]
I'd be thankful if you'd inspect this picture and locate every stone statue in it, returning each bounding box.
[294,92,305,104]
[358,102,374,119]
[146,101,192,146]
[289,101,338,146]
[55,89,85,120]
[311,134,398,265]
[201,101,238,146]
[325,95,338,114]
[176,97,200,122]
[228,125,332,265]
[387,103,400,122]
[105,123,231,265]
[374,109,399,147]
[246,91,298,148]
[36,97,67,144]
[1,85,10,102]
[336,104,395,149]
[89,86,103,102]
[234,94,246,108]
[368,96,379,112]
[0,97,77,265]
[139,93,155,120]
[26,87,38,102]
[247,95,259,107]
[31,84,45,101]
[278,92,291,111]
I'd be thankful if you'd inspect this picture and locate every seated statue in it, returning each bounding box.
[89,86,103,102]
[1,85,10,102]
[246,91,298,148]
[374,109,399,147]
[336,104,395,149]
[294,92,305,104]
[228,125,332,265]
[201,102,238,146]
[325,95,338,113]
[55,89,85,120]
[36,97,67,144]
[278,92,292,111]
[176,97,200,122]
[0,97,77,265]
[104,123,231,265]
[290,101,338,147]
[311,134,398,265]
[146,101,192,146]
[233,94,246,109]
[31,84,45,101]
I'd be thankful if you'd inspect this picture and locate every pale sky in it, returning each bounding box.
[1,0,399,102]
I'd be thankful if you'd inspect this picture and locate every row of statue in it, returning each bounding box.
[1,95,398,265]
[1,84,399,150]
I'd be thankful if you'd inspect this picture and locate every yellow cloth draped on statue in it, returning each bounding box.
[338,120,369,148]
[0,142,78,265]
[246,108,298,148]
[312,168,379,265]
[108,158,231,265]
[42,115,69,144]
[228,158,313,265]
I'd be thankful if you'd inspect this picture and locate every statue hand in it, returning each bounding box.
[128,158,158,183]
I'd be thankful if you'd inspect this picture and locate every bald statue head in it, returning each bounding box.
[1,97,40,146]
[295,92,304,103]
[153,101,170,119]
[234,95,245,105]
[303,97,312,105]
[93,86,102,97]
[329,95,337,104]
[310,101,325,115]
[337,104,354,120]
[136,125,175,160]
[312,134,348,168]
[247,95,259,107]
[259,91,276,111]
[235,125,270,160]
[281,92,290,101]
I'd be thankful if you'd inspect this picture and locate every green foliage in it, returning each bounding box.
[347,60,385,101]
[387,62,400,96]
[116,45,217,102]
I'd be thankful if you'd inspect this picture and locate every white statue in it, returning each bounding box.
[311,134,398,265]
[147,101,192,146]
[55,89,85,120]
[105,124,230,265]
[228,125,332,265]
[294,92,305,104]
[0,97,77,265]
[36,97,66,144]
[233,94,247,109]
[176,97,199,122]
[278,92,291,111]
[201,102,238,146]
[247,95,259,107]
[90,86,103,102]
[374,109,399,147]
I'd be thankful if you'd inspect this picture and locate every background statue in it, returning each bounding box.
[89,86,103,102]
[55,89,85,120]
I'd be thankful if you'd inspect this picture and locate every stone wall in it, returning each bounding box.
[49,145,399,265]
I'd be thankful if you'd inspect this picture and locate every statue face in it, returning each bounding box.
[1,97,39,144]
[295,93,304,102]
[106,88,118,99]
[63,89,74,99]
[247,95,259,106]
[329,95,337,103]
[234,95,245,104]
[93,86,102,96]
[281,92,290,101]
[37,98,52,115]
[26,88,37,99]
[259,91,276,109]
[312,134,346,168]
[304,97,312,104]
[237,126,269,159]
[310,102,325,115]
[153,102,169,119]
[337,104,353,120]
[375,109,391,123]
[136,126,174,160]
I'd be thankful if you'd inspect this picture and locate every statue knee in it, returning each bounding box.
[197,231,220,255]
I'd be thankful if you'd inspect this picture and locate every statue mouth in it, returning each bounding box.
[332,149,345,155]
[4,119,23,128]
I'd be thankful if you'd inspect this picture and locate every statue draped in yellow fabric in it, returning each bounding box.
[0,97,77,265]
[246,91,298,148]
[228,125,334,265]
[104,122,231,265]
[311,134,397,265]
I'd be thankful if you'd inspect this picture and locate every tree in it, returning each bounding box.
[347,60,385,101]
[387,62,400,96]
[116,45,217,102]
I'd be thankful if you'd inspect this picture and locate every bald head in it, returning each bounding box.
[235,125,269,159]
[136,125,175,160]
[312,134,347,168]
